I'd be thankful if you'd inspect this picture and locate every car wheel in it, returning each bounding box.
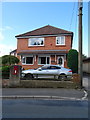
[58,74,67,81]
[25,74,33,80]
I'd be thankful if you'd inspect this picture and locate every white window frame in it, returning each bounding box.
[38,55,50,65]
[22,55,34,65]
[28,37,44,46]
[56,36,65,45]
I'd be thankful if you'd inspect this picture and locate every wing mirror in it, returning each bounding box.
[38,68,42,71]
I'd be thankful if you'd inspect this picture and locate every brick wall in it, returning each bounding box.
[17,36,72,52]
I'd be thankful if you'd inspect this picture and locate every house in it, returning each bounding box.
[83,57,90,74]
[15,25,73,70]
[10,49,17,57]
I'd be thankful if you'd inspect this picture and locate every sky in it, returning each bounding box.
[0,1,88,57]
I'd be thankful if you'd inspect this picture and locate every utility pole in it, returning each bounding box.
[78,0,83,88]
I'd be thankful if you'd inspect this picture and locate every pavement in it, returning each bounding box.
[83,75,89,91]
[1,87,88,100]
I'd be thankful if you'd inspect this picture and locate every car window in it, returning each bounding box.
[56,66,61,69]
[50,66,56,69]
[50,66,61,69]
[41,66,50,70]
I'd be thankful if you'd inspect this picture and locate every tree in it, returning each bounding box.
[82,54,87,60]
[67,49,78,73]
[2,55,20,66]
[0,57,2,66]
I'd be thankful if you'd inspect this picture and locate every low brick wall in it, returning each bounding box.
[2,80,80,89]
[2,79,9,87]
[71,74,80,83]
[2,74,81,89]
[19,80,80,89]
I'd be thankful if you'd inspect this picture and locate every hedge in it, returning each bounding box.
[2,66,10,79]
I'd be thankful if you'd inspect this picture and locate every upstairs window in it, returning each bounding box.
[56,36,65,45]
[28,38,44,46]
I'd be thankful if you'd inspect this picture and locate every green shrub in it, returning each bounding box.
[2,55,19,66]
[67,49,78,73]
[2,66,10,79]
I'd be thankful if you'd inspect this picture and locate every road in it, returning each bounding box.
[2,98,88,118]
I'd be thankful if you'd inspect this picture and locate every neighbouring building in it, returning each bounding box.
[10,49,17,57]
[83,57,90,74]
[15,25,73,70]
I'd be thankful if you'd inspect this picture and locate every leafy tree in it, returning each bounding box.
[67,49,78,73]
[2,55,20,66]
[82,54,87,60]
[0,57,2,66]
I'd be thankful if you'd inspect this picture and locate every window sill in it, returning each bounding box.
[56,45,66,47]
[38,64,50,65]
[22,64,34,65]
[28,45,45,47]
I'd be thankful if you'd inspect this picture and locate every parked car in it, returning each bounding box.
[22,65,72,81]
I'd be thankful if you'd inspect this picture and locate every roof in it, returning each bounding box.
[15,25,73,38]
[17,49,68,55]
[10,49,17,54]
[83,57,90,62]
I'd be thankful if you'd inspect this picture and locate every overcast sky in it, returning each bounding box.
[0,1,88,57]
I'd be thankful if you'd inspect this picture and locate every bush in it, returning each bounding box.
[67,49,78,73]
[2,55,19,66]
[2,66,10,79]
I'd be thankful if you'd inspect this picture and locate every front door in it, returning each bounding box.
[57,56,64,67]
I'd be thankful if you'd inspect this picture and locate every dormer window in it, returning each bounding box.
[56,36,65,45]
[28,37,44,46]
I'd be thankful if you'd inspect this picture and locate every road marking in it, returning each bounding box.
[82,90,88,100]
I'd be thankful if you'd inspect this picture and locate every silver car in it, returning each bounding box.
[22,65,72,81]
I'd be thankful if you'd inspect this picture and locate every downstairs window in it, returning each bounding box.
[22,56,33,65]
[38,56,50,65]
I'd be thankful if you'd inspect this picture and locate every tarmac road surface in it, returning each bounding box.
[2,98,88,118]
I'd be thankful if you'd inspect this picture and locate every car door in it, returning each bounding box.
[36,66,50,75]
[47,66,60,75]
[35,66,50,78]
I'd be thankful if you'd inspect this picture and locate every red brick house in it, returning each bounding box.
[15,25,73,70]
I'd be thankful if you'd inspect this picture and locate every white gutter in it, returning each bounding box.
[16,33,73,39]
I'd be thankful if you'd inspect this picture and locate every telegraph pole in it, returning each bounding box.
[78,0,83,88]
